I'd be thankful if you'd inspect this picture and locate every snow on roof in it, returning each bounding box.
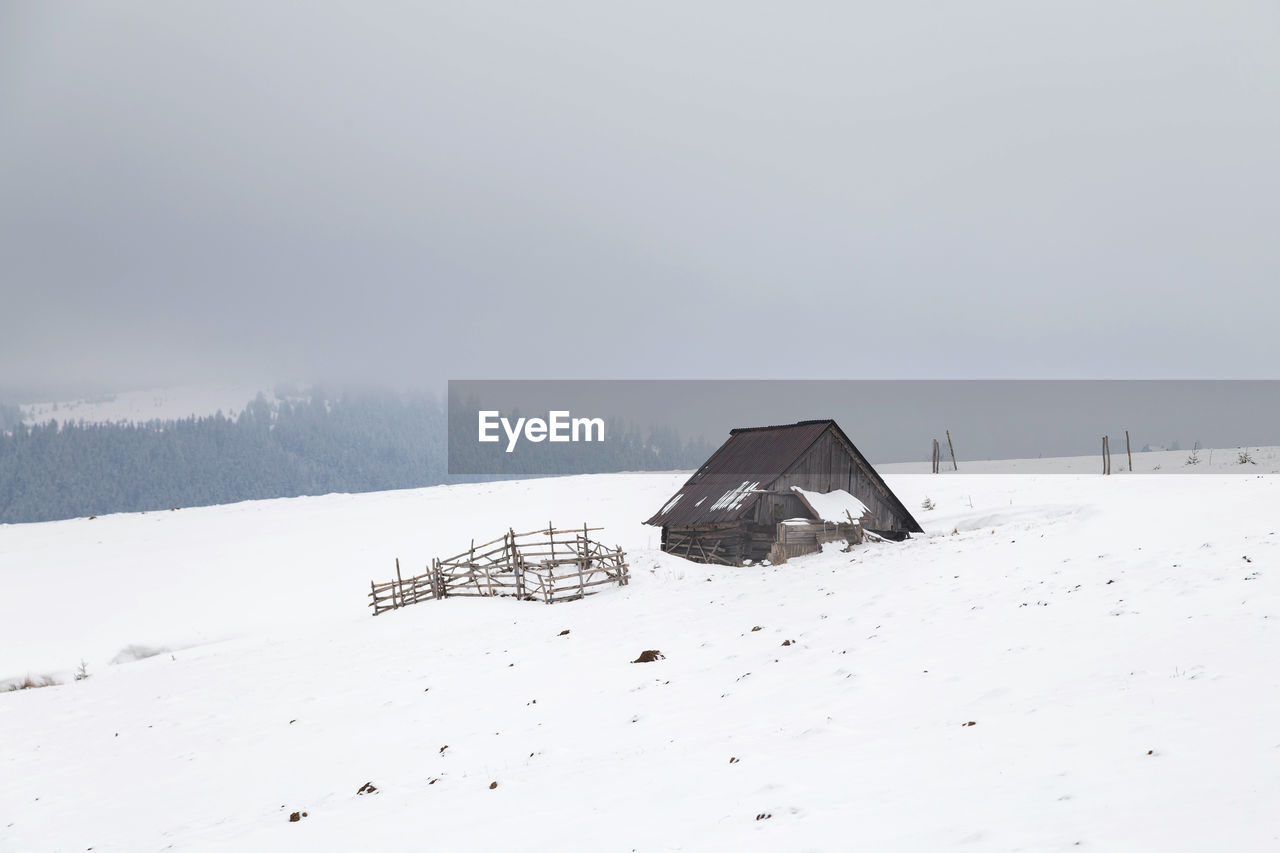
[791,486,869,524]
[710,481,761,513]
[660,494,683,516]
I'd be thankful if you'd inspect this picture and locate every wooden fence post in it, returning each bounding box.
[577,523,589,599]
[1125,430,1133,472]
[946,430,957,471]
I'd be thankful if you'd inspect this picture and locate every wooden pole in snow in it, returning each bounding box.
[946,430,957,471]
[1125,430,1133,472]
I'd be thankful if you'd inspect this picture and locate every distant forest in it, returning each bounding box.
[0,391,712,524]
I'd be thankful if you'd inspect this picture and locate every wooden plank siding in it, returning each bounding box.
[762,429,905,533]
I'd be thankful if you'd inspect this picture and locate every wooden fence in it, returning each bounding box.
[368,558,442,614]
[370,524,629,615]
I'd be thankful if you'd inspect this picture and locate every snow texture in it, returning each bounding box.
[4,454,1280,850]
[791,486,869,524]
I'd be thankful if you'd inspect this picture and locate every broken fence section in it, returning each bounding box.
[370,524,629,615]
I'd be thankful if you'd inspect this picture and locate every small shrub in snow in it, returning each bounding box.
[1239,450,1256,465]
[1184,448,1200,466]
[5,674,59,692]
[921,496,936,511]
[74,659,90,681]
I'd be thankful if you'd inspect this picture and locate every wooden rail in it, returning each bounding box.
[370,523,629,615]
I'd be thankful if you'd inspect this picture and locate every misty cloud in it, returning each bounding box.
[2,2,1277,398]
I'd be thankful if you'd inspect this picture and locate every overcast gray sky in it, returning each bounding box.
[2,2,1277,398]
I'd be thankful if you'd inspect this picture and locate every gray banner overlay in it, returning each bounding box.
[448,380,1280,476]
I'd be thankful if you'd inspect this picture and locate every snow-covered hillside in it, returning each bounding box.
[19,385,272,426]
[2,459,1279,851]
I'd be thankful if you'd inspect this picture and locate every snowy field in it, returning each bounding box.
[879,444,1280,476]
[3,454,1280,851]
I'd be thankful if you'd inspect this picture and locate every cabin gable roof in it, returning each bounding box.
[644,419,921,533]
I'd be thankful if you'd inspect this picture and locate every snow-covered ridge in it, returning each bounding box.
[19,385,276,426]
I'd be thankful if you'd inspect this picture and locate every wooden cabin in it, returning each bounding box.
[644,419,922,565]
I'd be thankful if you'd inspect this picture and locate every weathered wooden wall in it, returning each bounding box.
[768,519,864,563]
[662,522,748,565]
[765,428,910,534]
